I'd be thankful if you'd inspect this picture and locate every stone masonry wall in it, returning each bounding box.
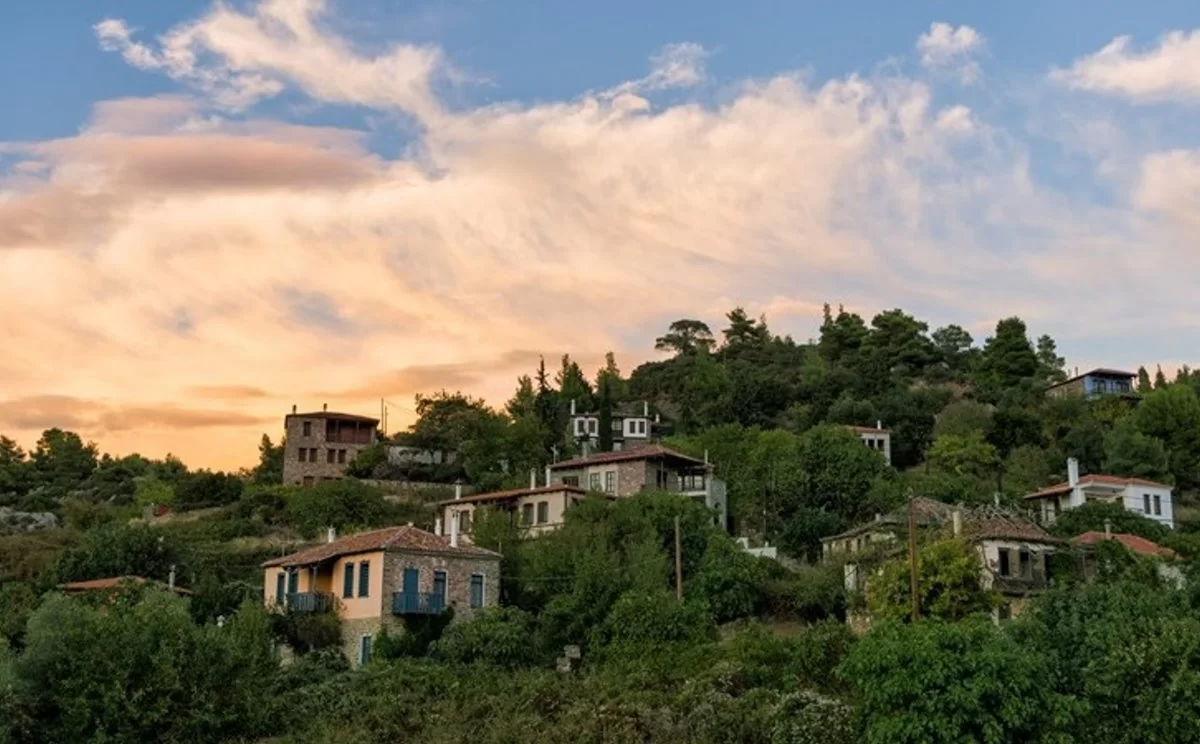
[382,551,501,624]
[281,415,374,485]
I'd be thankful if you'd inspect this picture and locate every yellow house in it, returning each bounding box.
[262,524,500,665]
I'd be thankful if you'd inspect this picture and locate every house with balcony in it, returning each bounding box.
[1045,368,1136,400]
[438,481,592,540]
[282,404,379,486]
[567,400,662,452]
[1024,458,1174,529]
[262,524,499,665]
[845,422,891,466]
[548,445,728,530]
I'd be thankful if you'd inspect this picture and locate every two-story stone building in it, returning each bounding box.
[281,405,379,486]
[263,524,499,665]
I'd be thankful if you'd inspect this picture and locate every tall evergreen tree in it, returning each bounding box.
[974,317,1039,402]
[1154,364,1169,389]
[1035,334,1067,384]
[1137,366,1153,393]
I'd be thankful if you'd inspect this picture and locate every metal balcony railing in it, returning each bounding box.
[391,591,446,616]
[285,592,335,613]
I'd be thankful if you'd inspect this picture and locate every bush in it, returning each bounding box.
[174,471,244,511]
[1049,500,1169,543]
[592,590,716,656]
[758,562,846,622]
[691,532,770,623]
[53,523,189,586]
[433,607,538,668]
[283,480,393,539]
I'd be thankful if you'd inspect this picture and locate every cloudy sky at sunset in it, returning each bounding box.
[2,1,1199,469]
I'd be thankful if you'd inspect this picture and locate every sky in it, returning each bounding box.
[2,1,1199,470]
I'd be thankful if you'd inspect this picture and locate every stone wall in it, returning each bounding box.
[282,415,375,485]
[382,550,500,623]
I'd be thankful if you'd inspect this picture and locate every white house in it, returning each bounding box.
[1024,458,1174,529]
[846,422,891,466]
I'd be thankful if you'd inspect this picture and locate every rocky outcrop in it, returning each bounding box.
[0,506,59,534]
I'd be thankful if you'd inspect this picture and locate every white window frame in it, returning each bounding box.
[604,470,616,494]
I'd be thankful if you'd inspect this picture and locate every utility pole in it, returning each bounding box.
[907,495,920,622]
[674,515,683,601]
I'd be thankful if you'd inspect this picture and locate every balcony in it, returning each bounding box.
[391,591,446,616]
[286,592,335,613]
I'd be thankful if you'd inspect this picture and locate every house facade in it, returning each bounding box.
[1045,368,1136,400]
[262,525,499,665]
[845,423,892,466]
[439,483,591,539]
[281,405,379,486]
[548,445,728,530]
[567,400,661,452]
[1024,458,1174,528]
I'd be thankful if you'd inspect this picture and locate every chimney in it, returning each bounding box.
[876,419,883,430]
[450,512,460,548]
[993,492,1000,507]
[874,513,882,522]
[326,526,337,543]
[952,510,962,537]
[545,465,552,487]
[168,565,176,590]
[454,482,463,500]
[530,469,537,489]
[655,413,661,424]
[434,517,443,536]
[704,449,709,465]
[1067,458,1079,488]
[643,401,649,416]
[582,441,590,458]
[1104,519,1112,540]
[291,404,297,414]
[322,402,328,412]
[570,399,576,416]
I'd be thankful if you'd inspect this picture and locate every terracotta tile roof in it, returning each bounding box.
[823,497,955,541]
[845,425,888,434]
[58,576,193,595]
[437,484,587,506]
[962,506,1063,544]
[288,411,379,424]
[1024,474,1172,500]
[549,444,706,470]
[262,525,499,568]
[1073,531,1177,559]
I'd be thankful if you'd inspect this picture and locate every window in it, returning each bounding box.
[656,469,670,489]
[275,572,286,605]
[327,449,336,464]
[1154,494,1162,516]
[537,501,549,524]
[309,448,318,462]
[637,420,646,435]
[458,510,471,533]
[433,570,447,608]
[604,471,616,494]
[587,418,597,435]
[1053,497,1062,516]
[358,560,370,597]
[302,476,314,486]
[342,563,355,598]
[1144,494,1152,514]
[573,419,586,437]
[589,473,601,491]
[1019,550,1031,579]
[359,635,373,665]
[682,474,706,492]
[562,476,579,487]
[470,574,485,608]
[302,421,312,437]
[998,550,1011,577]
[297,448,307,463]
[521,503,535,525]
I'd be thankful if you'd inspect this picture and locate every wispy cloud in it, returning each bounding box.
[916,22,985,84]
[1052,30,1200,102]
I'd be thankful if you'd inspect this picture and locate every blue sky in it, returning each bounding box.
[1,0,1199,466]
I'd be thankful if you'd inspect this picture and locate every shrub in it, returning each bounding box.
[592,590,716,656]
[433,607,538,668]
[283,480,392,539]
[691,531,770,623]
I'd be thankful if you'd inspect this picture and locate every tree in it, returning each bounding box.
[654,319,715,356]
[174,470,244,510]
[1154,364,1169,388]
[250,434,284,485]
[595,351,627,403]
[839,619,1057,744]
[932,400,993,440]
[30,429,98,497]
[863,309,937,378]
[1135,384,1200,490]
[433,607,538,668]
[556,355,593,415]
[284,479,394,538]
[1047,500,1168,543]
[819,304,870,364]
[1035,334,1067,384]
[0,437,32,500]
[596,374,614,452]
[927,432,1000,480]
[788,425,889,523]
[1103,418,1172,483]
[54,523,189,585]
[868,538,1000,622]
[1137,366,1153,393]
[930,324,976,377]
[974,317,1038,401]
[505,374,538,419]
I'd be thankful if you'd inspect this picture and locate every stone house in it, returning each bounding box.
[1044,368,1136,400]
[281,405,379,486]
[262,524,499,665]
[548,445,728,530]
[567,400,662,452]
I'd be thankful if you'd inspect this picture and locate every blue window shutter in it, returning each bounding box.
[343,563,354,598]
[286,570,298,595]
[470,574,484,608]
[275,573,286,605]
[358,560,370,597]
[433,571,447,610]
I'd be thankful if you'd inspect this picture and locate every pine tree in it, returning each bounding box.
[1137,366,1153,393]
[1155,365,1169,389]
[1035,335,1066,384]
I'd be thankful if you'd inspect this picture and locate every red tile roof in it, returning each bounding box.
[963,506,1063,544]
[437,484,586,506]
[1024,473,1172,500]
[846,425,888,434]
[58,576,194,595]
[549,444,706,470]
[262,525,499,568]
[1073,531,1177,559]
